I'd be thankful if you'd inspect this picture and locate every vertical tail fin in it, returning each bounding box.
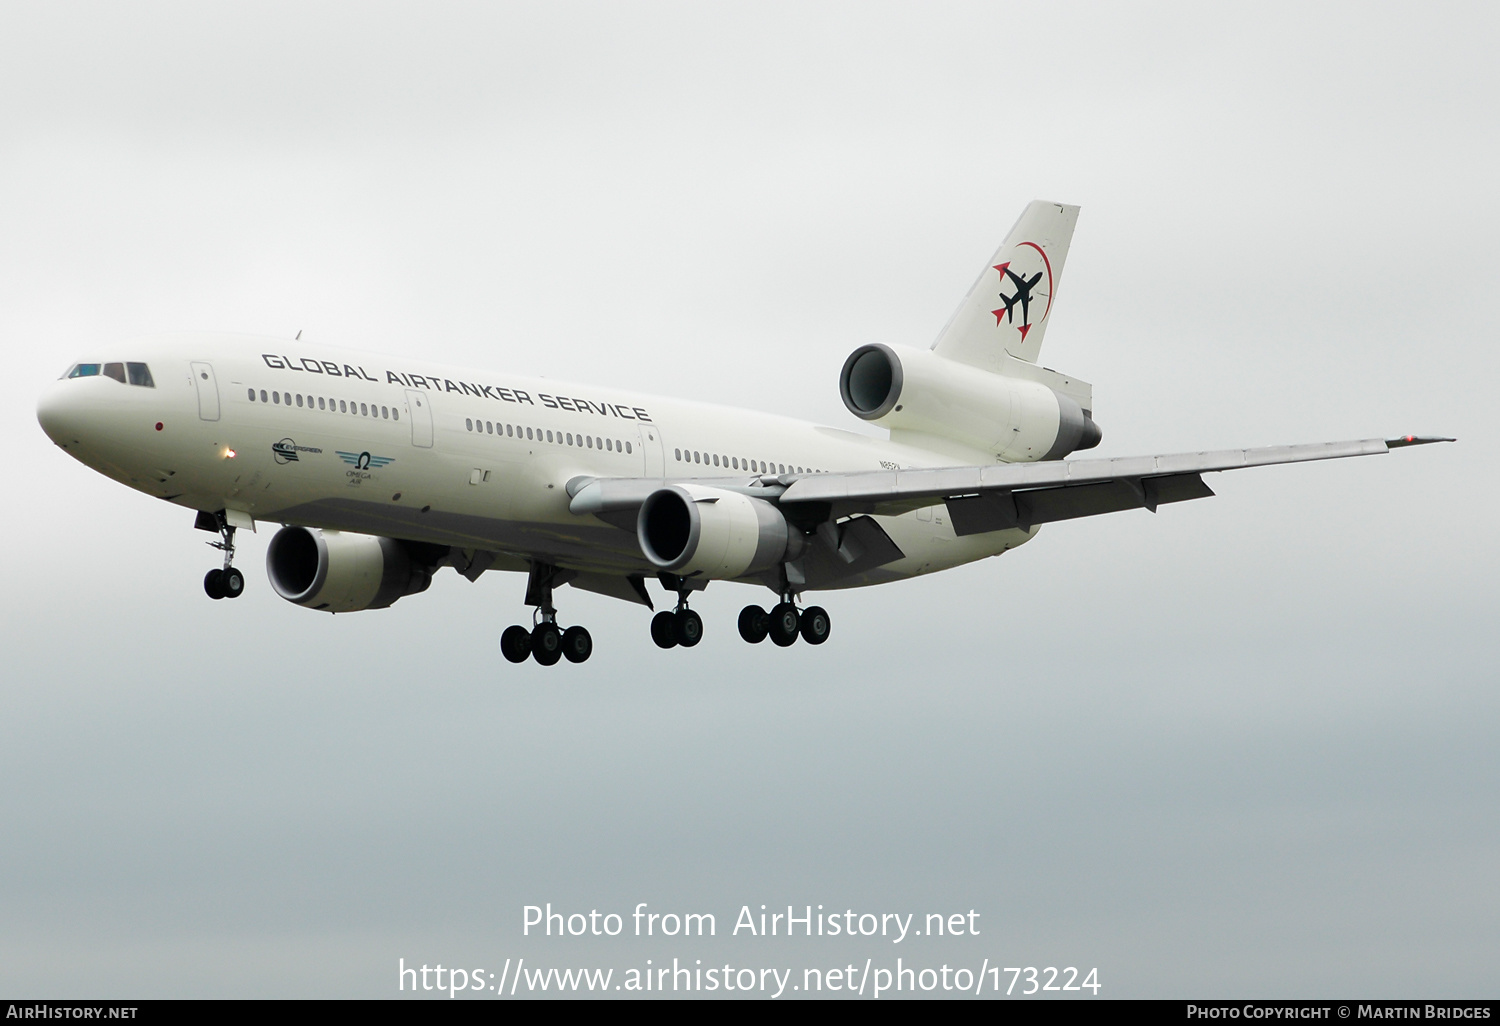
[931,200,1080,370]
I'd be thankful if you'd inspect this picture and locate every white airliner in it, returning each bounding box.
[35,201,1449,664]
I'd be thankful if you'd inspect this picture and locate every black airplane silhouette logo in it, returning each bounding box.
[991,261,1045,341]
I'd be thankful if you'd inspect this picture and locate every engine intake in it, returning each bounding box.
[839,343,1101,461]
[637,484,803,579]
[266,526,432,612]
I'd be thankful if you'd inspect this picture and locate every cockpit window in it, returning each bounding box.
[62,361,156,385]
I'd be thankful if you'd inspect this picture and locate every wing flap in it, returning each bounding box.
[945,473,1217,536]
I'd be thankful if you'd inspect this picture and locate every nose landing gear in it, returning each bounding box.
[198,511,245,600]
[500,562,593,666]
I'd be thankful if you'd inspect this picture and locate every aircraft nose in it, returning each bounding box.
[36,380,84,446]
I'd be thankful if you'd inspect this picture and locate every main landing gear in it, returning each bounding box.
[500,562,592,666]
[199,511,245,601]
[650,575,703,650]
[738,597,830,647]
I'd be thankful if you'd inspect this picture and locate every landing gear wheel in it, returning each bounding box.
[221,567,245,600]
[799,605,831,645]
[675,609,703,647]
[562,625,593,663]
[651,611,678,648]
[769,602,800,647]
[531,622,562,666]
[738,605,770,644]
[500,625,532,663]
[203,568,226,600]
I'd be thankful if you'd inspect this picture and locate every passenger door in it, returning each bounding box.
[639,424,664,477]
[405,390,433,448]
[190,362,219,422]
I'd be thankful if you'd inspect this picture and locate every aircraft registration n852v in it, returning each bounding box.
[35,201,1450,665]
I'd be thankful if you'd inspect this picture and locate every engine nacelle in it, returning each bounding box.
[839,343,1101,461]
[637,484,804,579]
[266,526,432,612]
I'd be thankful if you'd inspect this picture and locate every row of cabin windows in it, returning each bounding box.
[64,362,155,387]
[248,388,398,421]
[674,448,821,476]
[465,417,632,454]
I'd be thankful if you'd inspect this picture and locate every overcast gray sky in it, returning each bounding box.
[1,0,1495,999]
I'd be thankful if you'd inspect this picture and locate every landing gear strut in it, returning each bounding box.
[199,511,244,601]
[738,593,830,647]
[651,573,704,649]
[500,562,592,666]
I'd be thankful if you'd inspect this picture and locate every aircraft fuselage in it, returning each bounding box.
[36,332,1031,592]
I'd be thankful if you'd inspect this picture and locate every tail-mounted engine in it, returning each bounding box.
[266,526,433,612]
[637,484,805,580]
[839,343,1101,461]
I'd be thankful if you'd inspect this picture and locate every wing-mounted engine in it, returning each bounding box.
[266,526,433,612]
[839,343,1101,462]
[636,484,806,579]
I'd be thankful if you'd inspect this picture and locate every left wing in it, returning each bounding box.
[570,435,1451,537]
[774,435,1452,535]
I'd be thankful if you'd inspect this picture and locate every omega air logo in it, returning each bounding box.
[990,241,1055,344]
[336,450,394,486]
[271,438,323,464]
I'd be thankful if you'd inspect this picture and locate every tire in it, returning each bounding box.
[221,567,245,599]
[500,625,532,663]
[769,602,799,647]
[562,625,593,663]
[650,611,678,649]
[203,568,226,600]
[799,605,831,645]
[738,605,769,644]
[531,623,562,666]
[675,609,703,647]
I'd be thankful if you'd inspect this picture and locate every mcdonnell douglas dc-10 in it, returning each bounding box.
[35,202,1449,665]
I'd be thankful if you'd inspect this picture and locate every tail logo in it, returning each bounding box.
[990,241,1055,344]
